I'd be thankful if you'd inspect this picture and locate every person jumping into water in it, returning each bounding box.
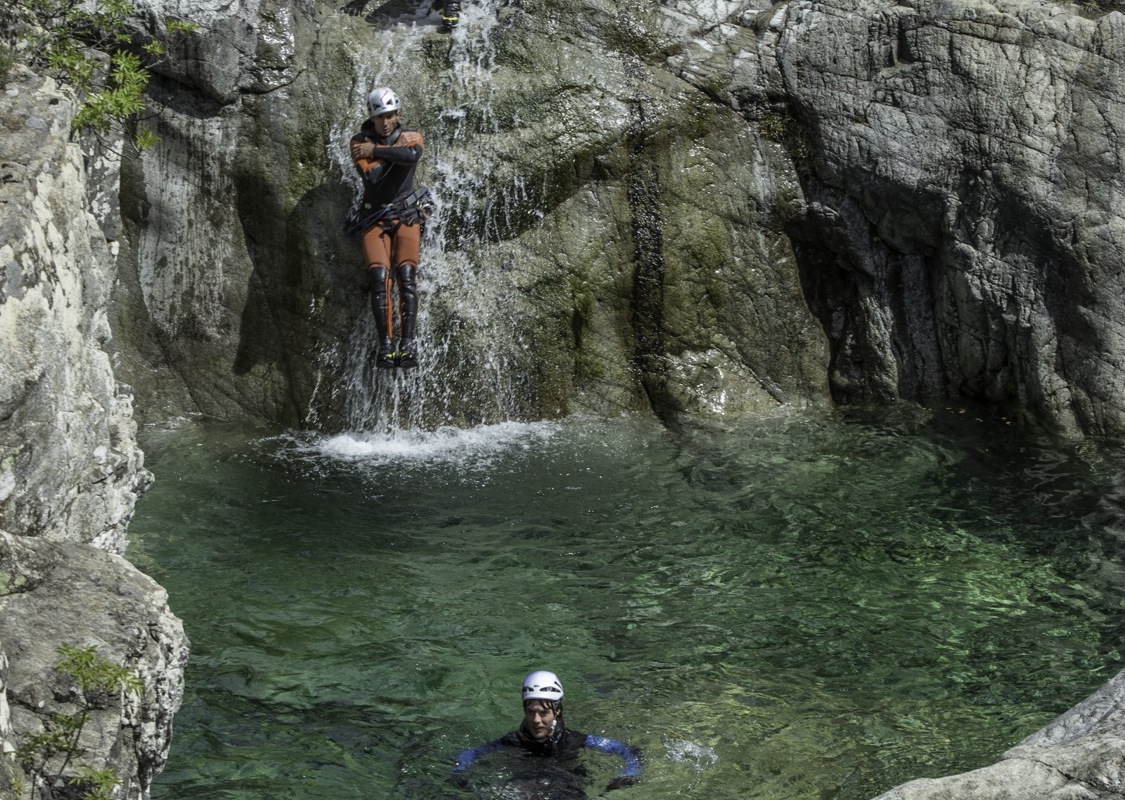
[348,86,433,369]
[450,670,643,796]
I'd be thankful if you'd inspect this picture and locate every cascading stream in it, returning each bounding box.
[328,0,530,435]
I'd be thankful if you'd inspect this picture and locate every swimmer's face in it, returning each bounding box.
[523,701,558,741]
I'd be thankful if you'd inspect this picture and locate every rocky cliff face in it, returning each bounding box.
[718,0,1125,435]
[0,66,188,799]
[113,0,833,428]
[111,0,1125,437]
[1,69,149,552]
[0,532,188,800]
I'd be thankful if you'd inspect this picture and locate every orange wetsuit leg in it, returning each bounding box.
[390,221,421,269]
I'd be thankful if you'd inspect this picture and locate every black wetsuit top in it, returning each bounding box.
[349,120,423,208]
[451,720,642,797]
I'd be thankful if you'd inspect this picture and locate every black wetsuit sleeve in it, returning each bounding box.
[373,144,422,163]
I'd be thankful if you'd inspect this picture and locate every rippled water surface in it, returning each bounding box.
[128,407,1125,800]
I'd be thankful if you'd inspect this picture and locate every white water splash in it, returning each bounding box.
[295,419,560,467]
[663,736,719,771]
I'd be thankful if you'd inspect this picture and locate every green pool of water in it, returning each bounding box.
[127,406,1125,800]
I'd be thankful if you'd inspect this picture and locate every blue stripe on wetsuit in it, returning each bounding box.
[583,734,643,777]
[452,739,504,772]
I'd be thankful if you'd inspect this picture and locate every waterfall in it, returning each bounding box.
[329,0,533,435]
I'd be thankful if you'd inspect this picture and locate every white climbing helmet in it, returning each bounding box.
[522,670,564,703]
[367,87,401,118]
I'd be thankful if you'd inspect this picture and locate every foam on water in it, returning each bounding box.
[664,737,719,770]
[292,419,561,467]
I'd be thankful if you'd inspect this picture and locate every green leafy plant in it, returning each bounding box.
[69,765,121,800]
[16,643,143,800]
[8,0,197,147]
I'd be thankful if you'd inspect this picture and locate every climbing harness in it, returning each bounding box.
[345,188,434,238]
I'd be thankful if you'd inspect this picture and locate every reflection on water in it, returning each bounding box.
[128,406,1125,800]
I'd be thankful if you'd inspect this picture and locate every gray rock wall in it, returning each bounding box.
[111,0,1125,437]
[679,0,1125,434]
[112,0,832,428]
[0,531,189,800]
[0,65,188,799]
[1,66,152,552]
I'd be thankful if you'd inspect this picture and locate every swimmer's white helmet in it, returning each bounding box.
[522,670,564,703]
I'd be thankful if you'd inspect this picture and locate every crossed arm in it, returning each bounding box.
[350,131,423,185]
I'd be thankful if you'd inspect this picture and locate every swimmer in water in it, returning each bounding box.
[449,671,643,797]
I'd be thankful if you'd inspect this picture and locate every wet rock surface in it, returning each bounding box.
[0,65,188,799]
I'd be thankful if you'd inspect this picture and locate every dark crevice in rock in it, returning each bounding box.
[625,102,671,421]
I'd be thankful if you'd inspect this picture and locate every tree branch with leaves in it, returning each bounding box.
[3,0,196,148]
[15,643,145,800]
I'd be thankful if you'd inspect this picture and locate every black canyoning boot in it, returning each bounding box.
[439,0,459,30]
[368,266,396,369]
[395,263,419,368]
